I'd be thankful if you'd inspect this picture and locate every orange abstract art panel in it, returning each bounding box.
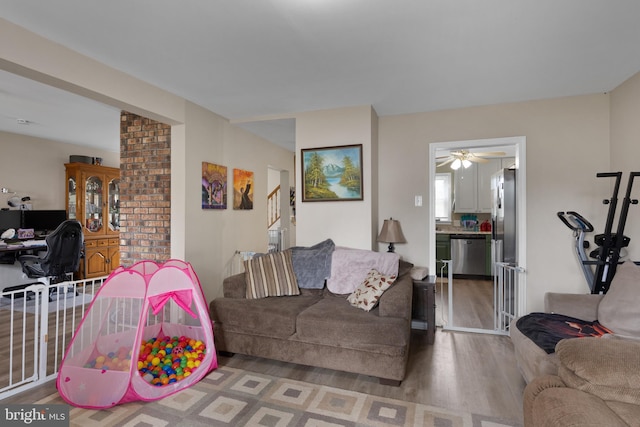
[233,168,254,210]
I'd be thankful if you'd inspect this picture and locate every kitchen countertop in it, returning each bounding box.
[435,229,491,235]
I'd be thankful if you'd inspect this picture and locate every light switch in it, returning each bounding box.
[415,195,422,206]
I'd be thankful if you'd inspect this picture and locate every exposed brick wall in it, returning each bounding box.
[119,112,171,265]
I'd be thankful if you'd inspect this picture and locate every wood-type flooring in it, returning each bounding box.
[2,279,526,424]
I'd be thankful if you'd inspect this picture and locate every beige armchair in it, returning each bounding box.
[523,337,640,427]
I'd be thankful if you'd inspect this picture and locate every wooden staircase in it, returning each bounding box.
[268,185,280,228]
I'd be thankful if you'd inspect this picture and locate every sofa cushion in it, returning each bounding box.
[347,269,397,312]
[291,239,335,289]
[244,249,300,299]
[557,337,640,406]
[210,295,321,338]
[326,247,399,294]
[598,261,640,337]
[295,294,408,355]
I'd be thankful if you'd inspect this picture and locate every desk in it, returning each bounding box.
[0,240,47,254]
[0,240,47,266]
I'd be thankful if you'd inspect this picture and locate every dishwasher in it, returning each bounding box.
[450,234,487,276]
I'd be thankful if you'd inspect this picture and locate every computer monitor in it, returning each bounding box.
[0,210,22,234]
[22,210,68,235]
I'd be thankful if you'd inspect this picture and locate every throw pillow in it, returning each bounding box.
[326,247,399,294]
[347,269,397,311]
[244,249,300,299]
[291,239,335,289]
[598,261,640,336]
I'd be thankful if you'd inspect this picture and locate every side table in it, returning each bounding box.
[412,277,436,344]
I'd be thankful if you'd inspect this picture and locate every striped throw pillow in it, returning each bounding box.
[244,250,300,299]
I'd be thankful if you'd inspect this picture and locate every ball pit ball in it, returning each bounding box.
[84,346,132,372]
[84,336,207,387]
[138,335,206,387]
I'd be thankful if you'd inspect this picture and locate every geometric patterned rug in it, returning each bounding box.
[36,366,522,426]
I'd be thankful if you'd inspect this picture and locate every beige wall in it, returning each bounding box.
[183,101,295,301]
[610,71,640,262]
[295,106,377,249]
[379,94,611,311]
[0,131,119,210]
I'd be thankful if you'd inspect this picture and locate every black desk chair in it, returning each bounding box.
[19,220,84,298]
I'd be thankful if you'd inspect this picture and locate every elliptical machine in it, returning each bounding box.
[558,172,639,294]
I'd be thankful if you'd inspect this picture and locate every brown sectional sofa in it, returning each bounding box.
[209,260,414,385]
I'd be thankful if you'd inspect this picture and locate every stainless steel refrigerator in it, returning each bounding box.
[491,169,516,270]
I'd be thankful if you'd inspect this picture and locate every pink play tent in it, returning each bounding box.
[57,259,217,408]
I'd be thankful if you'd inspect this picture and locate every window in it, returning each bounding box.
[435,173,452,223]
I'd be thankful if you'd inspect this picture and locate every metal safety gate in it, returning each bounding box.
[0,277,106,400]
[440,259,525,335]
[494,262,526,334]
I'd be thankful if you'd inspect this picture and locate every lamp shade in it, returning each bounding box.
[377,219,407,244]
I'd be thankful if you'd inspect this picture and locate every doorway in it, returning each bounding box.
[268,167,294,250]
[429,137,527,334]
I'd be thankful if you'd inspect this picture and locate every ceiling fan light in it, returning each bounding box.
[462,159,472,168]
[451,158,462,170]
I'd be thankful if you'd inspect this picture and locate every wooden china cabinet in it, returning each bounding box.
[65,162,121,279]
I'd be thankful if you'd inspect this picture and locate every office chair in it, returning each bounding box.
[18,219,84,299]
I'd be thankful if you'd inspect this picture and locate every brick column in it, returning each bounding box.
[119,112,171,265]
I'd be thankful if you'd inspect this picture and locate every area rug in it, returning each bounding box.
[35,366,522,427]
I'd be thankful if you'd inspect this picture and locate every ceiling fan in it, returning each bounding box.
[436,149,506,170]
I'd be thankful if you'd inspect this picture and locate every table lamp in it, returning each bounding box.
[377,218,406,252]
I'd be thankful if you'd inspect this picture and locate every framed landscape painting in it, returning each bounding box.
[301,144,363,202]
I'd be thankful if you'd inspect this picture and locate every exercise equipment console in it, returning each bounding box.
[558,171,639,294]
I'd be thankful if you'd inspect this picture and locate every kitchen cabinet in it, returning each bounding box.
[65,162,120,279]
[454,159,501,213]
[502,157,516,169]
[435,234,451,275]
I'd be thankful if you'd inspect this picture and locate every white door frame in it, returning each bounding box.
[428,136,527,332]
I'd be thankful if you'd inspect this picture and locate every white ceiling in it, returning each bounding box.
[2,0,640,153]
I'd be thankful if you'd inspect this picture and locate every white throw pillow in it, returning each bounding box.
[347,269,397,312]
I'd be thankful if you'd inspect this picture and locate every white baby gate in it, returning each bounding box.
[494,262,526,334]
[0,277,106,400]
[440,260,525,335]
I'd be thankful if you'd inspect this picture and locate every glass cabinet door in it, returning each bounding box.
[108,178,120,231]
[68,177,77,219]
[85,175,103,233]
